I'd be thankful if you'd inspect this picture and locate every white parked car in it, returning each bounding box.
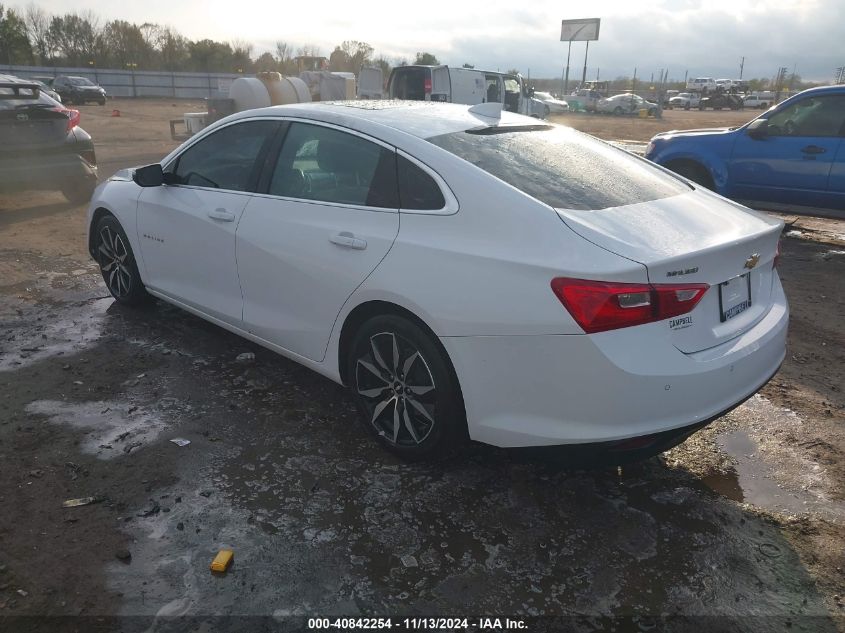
[743,92,775,109]
[668,92,701,110]
[87,101,788,460]
[532,91,570,115]
[686,77,717,92]
[596,93,658,115]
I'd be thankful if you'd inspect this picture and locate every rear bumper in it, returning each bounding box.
[0,153,96,192]
[441,278,788,448]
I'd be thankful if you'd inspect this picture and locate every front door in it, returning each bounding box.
[730,94,845,206]
[237,121,401,362]
[136,119,279,324]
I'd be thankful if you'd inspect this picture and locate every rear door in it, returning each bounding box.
[236,121,400,362]
[432,66,450,102]
[730,94,845,206]
[136,119,279,324]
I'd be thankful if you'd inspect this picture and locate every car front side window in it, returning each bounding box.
[767,95,845,137]
[268,122,398,209]
[171,120,278,192]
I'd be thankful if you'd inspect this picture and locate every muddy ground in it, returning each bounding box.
[0,99,844,632]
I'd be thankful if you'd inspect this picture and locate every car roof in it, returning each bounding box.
[226,100,542,142]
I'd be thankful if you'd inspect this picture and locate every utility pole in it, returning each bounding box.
[739,56,745,80]
[580,41,589,88]
[563,40,573,95]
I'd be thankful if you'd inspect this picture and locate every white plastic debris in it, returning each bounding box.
[170,438,191,447]
[236,352,255,363]
[400,555,418,568]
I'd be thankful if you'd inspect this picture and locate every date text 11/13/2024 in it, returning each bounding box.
[307,617,528,630]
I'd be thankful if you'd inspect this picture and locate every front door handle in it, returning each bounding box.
[801,145,826,155]
[329,232,367,250]
[208,208,235,222]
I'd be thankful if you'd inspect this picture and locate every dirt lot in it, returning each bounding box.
[1,99,844,632]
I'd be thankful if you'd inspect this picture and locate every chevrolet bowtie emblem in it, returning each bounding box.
[744,253,760,269]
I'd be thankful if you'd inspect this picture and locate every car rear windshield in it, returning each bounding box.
[0,85,59,110]
[427,126,689,210]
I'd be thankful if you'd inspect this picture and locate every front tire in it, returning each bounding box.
[94,215,152,306]
[668,161,714,190]
[348,315,465,459]
[613,106,623,115]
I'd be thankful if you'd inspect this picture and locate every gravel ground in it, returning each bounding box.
[0,99,843,633]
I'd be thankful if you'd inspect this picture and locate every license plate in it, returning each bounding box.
[718,273,752,322]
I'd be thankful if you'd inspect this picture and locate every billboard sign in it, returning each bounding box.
[560,18,601,42]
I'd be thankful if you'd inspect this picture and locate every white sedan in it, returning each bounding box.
[597,93,658,115]
[87,101,788,460]
[532,91,570,115]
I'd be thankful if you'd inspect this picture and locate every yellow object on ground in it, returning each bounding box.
[210,549,234,573]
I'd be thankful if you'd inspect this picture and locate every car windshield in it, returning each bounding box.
[69,77,95,86]
[428,125,689,210]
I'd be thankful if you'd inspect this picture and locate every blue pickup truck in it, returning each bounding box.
[645,85,845,217]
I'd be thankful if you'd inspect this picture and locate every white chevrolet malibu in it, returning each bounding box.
[87,101,788,460]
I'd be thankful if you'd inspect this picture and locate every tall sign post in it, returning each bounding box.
[560,18,600,95]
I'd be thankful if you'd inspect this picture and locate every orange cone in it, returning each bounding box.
[111,109,121,117]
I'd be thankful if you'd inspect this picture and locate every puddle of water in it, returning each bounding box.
[0,297,113,372]
[25,399,168,459]
[705,395,845,521]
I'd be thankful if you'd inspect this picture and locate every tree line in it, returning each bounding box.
[0,3,446,76]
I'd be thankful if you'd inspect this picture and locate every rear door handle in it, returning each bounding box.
[208,208,235,222]
[801,145,826,155]
[329,232,367,250]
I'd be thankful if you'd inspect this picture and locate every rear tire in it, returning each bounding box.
[348,314,465,459]
[94,215,152,306]
[61,178,97,205]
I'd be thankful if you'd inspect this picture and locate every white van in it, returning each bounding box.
[357,66,384,99]
[388,65,545,117]
[388,65,486,104]
[743,91,775,109]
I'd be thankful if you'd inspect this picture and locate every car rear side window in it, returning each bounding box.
[172,120,277,192]
[269,122,398,209]
[428,126,689,210]
[398,156,445,210]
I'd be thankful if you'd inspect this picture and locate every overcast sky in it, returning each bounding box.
[24,0,845,81]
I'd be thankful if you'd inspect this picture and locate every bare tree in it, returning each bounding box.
[24,3,50,64]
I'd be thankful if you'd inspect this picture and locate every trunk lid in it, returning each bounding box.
[0,105,69,149]
[0,81,68,150]
[556,191,782,353]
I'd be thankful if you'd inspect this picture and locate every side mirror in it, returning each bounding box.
[747,118,768,140]
[133,163,164,187]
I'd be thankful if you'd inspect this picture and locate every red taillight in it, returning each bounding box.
[424,78,432,94]
[53,107,80,132]
[773,240,781,269]
[550,277,709,334]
